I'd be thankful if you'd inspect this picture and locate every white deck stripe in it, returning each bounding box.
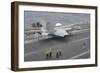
[69,50,90,59]
[70,37,89,44]
[71,29,89,34]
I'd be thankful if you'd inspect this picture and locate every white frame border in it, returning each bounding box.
[18,5,96,68]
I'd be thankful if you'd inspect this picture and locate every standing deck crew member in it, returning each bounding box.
[56,48,59,58]
[59,48,62,56]
[56,48,62,58]
[46,48,52,59]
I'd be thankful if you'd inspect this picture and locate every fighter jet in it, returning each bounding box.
[41,22,73,37]
[30,20,81,38]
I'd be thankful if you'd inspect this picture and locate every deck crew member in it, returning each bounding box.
[46,48,52,59]
[56,48,62,58]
